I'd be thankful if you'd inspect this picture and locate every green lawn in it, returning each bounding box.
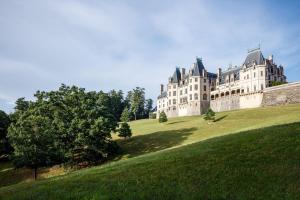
[1,104,300,199]
[116,104,300,159]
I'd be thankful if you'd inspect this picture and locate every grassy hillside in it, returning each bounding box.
[1,104,300,199]
[116,104,300,159]
[1,122,300,199]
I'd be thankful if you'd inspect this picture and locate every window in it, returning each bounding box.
[204,85,206,91]
[254,85,256,91]
[190,79,192,83]
[173,91,176,96]
[203,94,207,100]
[189,94,192,100]
[194,93,198,100]
[190,85,192,91]
[173,99,176,104]
[261,71,263,77]
[204,79,206,83]
[173,85,176,89]
[254,72,256,78]
[195,78,198,82]
[185,89,188,94]
[169,100,171,105]
[169,92,171,97]
[261,84,264,90]
[247,87,249,93]
[180,90,183,95]
[247,74,249,79]
[194,84,198,90]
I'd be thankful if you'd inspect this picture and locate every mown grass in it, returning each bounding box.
[115,104,300,159]
[1,104,300,198]
[1,121,300,199]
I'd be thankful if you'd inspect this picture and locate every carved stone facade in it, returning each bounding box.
[157,48,298,118]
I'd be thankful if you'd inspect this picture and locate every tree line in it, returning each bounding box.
[0,84,153,179]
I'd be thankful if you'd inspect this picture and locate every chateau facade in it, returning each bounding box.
[157,48,288,118]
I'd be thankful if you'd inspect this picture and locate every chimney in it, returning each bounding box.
[217,68,222,78]
[269,55,273,64]
[181,68,186,79]
[160,84,164,94]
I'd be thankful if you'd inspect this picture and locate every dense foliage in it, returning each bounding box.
[158,111,168,123]
[7,85,120,176]
[3,84,153,178]
[204,108,216,121]
[270,81,285,87]
[0,110,11,158]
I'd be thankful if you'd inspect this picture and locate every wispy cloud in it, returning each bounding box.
[0,0,300,113]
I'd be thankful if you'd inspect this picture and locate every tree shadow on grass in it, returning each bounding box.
[213,115,227,122]
[166,120,186,125]
[114,127,197,160]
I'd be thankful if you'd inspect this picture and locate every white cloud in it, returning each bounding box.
[0,0,299,112]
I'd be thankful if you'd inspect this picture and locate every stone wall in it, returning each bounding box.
[262,81,300,106]
[210,95,240,112]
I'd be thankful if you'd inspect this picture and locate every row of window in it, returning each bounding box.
[168,78,208,89]
[243,71,264,80]
[169,85,207,97]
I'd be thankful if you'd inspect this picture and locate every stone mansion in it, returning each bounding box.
[156,48,294,118]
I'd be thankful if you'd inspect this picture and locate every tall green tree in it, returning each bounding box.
[0,110,11,157]
[8,84,120,171]
[144,99,153,118]
[129,87,145,120]
[120,107,130,122]
[108,90,125,121]
[8,112,61,179]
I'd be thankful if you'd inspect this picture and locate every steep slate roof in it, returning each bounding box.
[207,72,217,79]
[244,49,265,67]
[170,67,181,83]
[220,66,241,84]
[192,58,205,76]
[157,91,167,99]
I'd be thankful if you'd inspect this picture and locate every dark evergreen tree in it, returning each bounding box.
[159,111,168,123]
[118,122,132,139]
[0,110,11,157]
[144,99,153,118]
[204,108,216,121]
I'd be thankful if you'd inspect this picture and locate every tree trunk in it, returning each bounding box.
[134,113,137,121]
[34,167,37,180]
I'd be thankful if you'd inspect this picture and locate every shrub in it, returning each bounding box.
[158,111,168,123]
[149,112,157,119]
[204,108,215,121]
[118,122,132,139]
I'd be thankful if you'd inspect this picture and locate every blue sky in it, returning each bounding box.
[1,0,300,113]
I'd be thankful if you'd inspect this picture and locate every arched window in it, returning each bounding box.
[237,89,240,94]
[225,91,230,96]
[231,90,235,95]
[215,94,219,99]
[194,93,198,100]
[211,95,215,100]
[221,92,225,97]
[203,94,207,100]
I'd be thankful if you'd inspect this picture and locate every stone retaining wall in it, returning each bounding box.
[262,81,300,106]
